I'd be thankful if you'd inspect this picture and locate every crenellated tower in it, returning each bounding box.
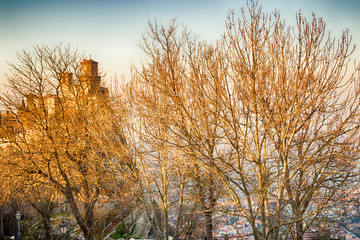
[80,59,101,92]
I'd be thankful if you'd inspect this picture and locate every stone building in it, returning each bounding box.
[0,59,108,133]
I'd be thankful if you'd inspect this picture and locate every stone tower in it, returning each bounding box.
[80,59,101,90]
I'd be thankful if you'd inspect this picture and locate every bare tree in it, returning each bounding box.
[126,72,194,239]
[127,20,228,240]
[207,1,360,239]
[0,44,131,240]
[128,1,360,239]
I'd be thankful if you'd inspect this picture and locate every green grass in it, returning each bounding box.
[109,223,137,239]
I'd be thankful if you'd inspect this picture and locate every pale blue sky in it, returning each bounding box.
[1,0,360,85]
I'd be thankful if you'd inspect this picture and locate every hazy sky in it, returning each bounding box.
[1,0,360,85]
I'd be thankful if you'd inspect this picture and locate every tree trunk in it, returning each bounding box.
[0,211,3,240]
[84,202,95,240]
[43,214,52,240]
[65,190,95,240]
[205,168,216,240]
[204,211,213,240]
[295,220,304,240]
